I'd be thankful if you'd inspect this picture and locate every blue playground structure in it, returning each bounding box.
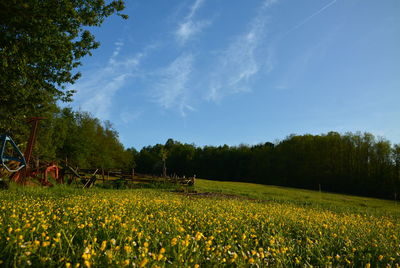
[0,134,26,173]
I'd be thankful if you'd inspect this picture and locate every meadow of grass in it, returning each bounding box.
[0,181,399,267]
[195,179,400,218]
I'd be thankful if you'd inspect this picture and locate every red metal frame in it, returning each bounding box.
[24,117,45,167]
[12,117,60,185]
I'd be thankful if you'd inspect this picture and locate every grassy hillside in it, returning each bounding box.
[194,179,400,218]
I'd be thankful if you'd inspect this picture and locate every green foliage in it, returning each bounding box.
[31,107,130,170]
[0,0,127,139]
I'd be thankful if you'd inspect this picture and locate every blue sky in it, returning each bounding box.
[68,0,400,149]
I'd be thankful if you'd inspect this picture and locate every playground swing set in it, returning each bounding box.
[0,117,60,187]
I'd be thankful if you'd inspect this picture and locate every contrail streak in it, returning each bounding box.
[285,0,337,34]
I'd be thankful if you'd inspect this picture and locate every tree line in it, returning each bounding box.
[133,133,400,199]
[6,103,397,200]
[4,105,400,200]
[32,107,132,170]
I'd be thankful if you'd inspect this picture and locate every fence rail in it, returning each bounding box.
[61,166,195,188]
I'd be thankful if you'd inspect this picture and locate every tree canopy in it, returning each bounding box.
[34,107,132,170]
[0,0,127,139]
[134,133,400,200]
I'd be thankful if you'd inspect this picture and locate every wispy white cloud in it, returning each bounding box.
[263,0,279,8]
[70,42,143,119]
[176,20,211,45]
[207,0,278,102]
[152,53,195,116]
[175,0,211,45]
[187,0,204,20]
[120,109,143,124]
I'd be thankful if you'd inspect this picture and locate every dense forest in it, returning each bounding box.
[134,133,400,200]
[6,113,400,199]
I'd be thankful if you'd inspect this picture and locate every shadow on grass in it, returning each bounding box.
[95,179,186,191]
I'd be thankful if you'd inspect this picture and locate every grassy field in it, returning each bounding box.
[0,180,399,267]
[195,179,400,218]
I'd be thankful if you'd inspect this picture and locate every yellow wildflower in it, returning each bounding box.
[139,258,148,267]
